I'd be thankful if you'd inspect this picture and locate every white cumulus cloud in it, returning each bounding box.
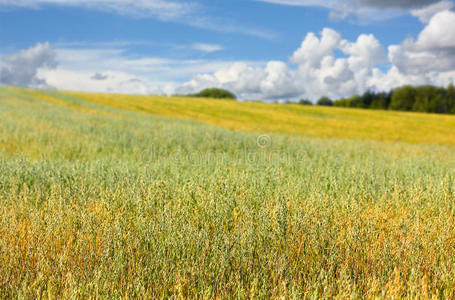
[180,27,388,100]
[290,28,341,67]
[389,10,455,76]
[0,42,58,87]
[179,8,455,101]
[410,0,454,22]
[3,6,455,101]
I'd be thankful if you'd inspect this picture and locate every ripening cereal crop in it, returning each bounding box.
[1,86,455,298]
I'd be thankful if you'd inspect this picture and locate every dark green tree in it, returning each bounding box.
[447,83,455,114]
[299,98,313,105]
[370,92,391,110]
[317,96,333,106]
[192,88,237,100]
[333,97,351,107]
[389,85,417,111]
[412,85,441,113]
[350,94,367,108]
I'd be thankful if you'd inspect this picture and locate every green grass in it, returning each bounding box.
[1,86,455,298]
[62,88,455,145]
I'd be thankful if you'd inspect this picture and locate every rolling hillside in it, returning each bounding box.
[6,86,455,145]
[1,86,455,298]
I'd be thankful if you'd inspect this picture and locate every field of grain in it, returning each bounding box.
[1,86,455,298]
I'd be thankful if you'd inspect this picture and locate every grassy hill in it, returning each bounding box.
[1,86,455,298]
[8,86,455,145]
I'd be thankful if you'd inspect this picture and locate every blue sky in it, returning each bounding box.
[1,0,455,101]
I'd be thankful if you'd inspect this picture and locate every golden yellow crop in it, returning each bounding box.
[1,86,455,298]
[64,89,455,145]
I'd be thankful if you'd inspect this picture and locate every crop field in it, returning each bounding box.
[1,86,455,298]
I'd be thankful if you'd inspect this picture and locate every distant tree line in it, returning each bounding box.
[179,88,237,100]
[299,84,455,114]
[181,85,455,114]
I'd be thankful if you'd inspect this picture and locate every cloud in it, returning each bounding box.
[410,0,454,22]
[192,43,224,53]
[177,61,301,100]
[354,0,441,9]
[0,42,58,87]
[91,72,109,80]
[415,10,455,49]
[290,28,341,67]
[178,9,455,101]
[4,6,455,101]
[389,10,455,75]
[52,47,258,82]
[257,0,442,9]
[42,11,454,101]
[0,0,198,20]
[0,41,249,94]
[0,0,274,39]
[179,28,388,100]
[41,69,163,94]
[340,34,387,71]
[256,0,448,20]
[27,44,264,95]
